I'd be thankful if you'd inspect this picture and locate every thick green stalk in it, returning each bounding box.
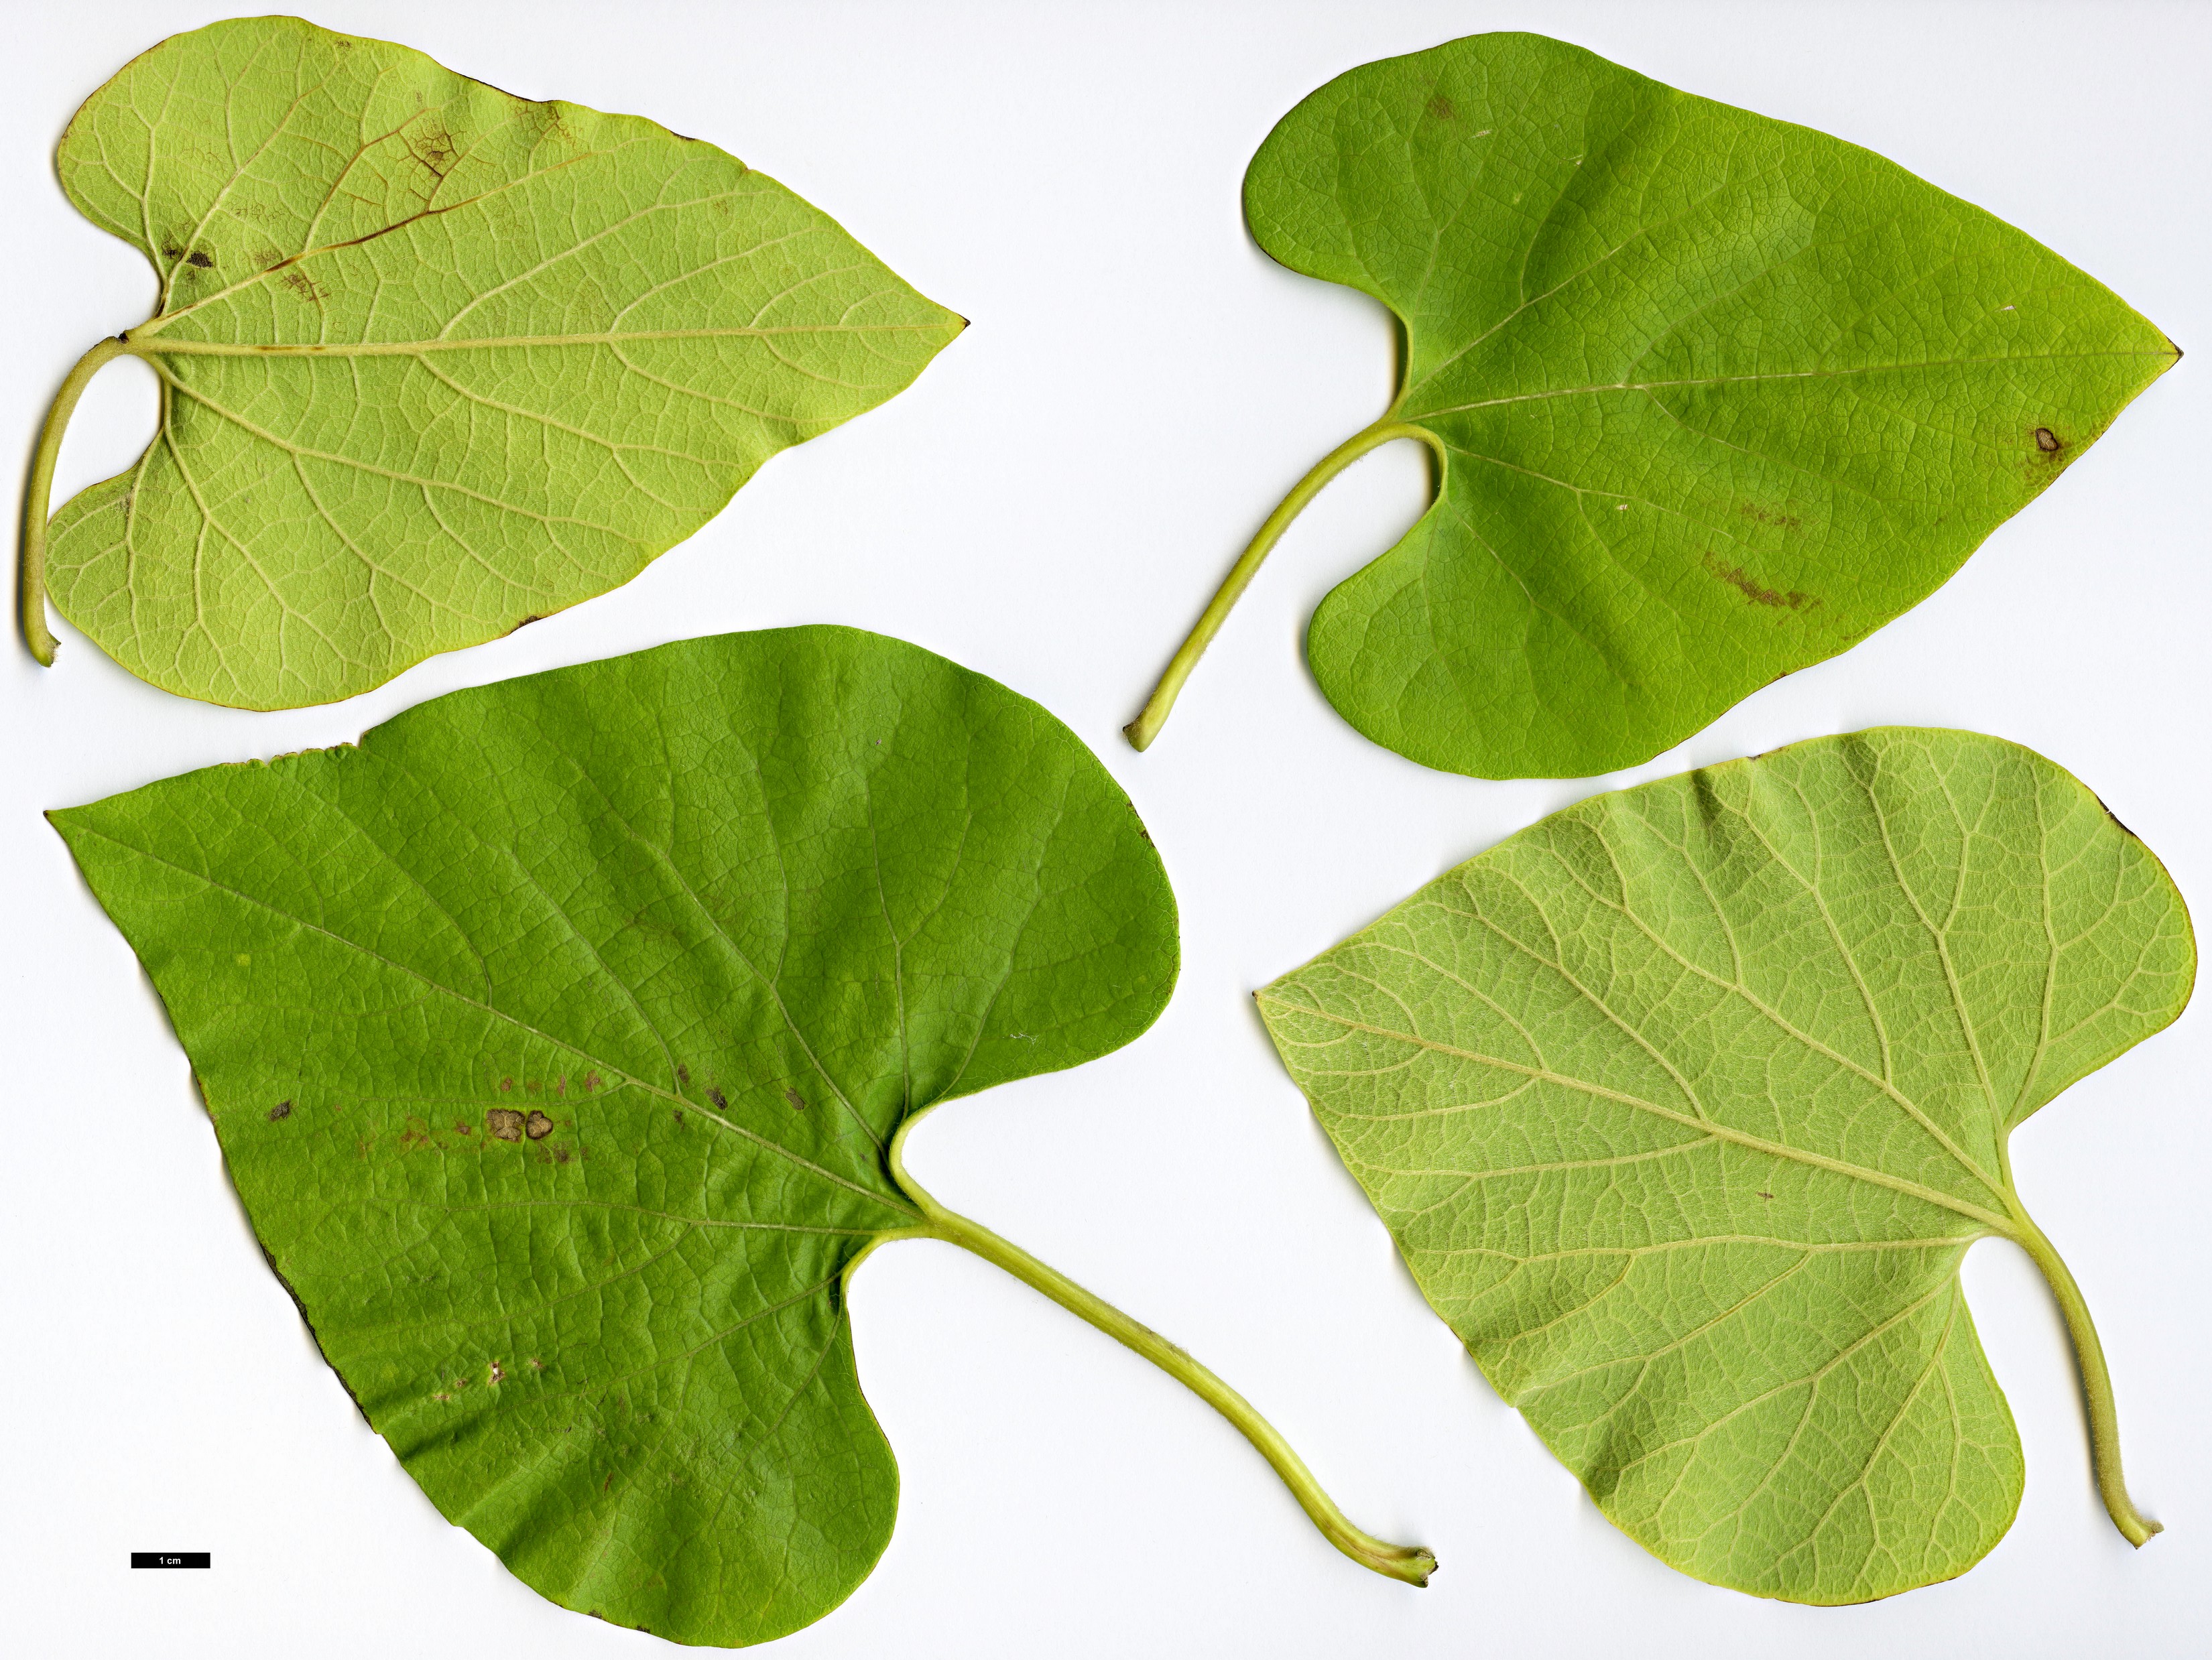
[20,335,131,664]
[2012,1212,2161,1546]
[1124,418,1442,753]
[883,1119,1434,1586]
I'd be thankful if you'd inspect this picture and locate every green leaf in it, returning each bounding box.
[51,627,1174,1643]
[1259,729,2193,1602]
[23,17,961,707]
[53,625,1435,1643]
[1127,34,2176,778]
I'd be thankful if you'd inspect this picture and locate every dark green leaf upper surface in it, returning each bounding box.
[1260,729,2192,1601]
[52,627,1176,1645]
[1246,34,2176,778]
[48,17,961,708]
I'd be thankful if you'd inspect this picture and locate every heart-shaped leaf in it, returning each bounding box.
[23,17,961,708]
[54,625,1433,1643]
[52,627,1172,1641]
[1259,729,2192,1601]
[1127,34,2176,778]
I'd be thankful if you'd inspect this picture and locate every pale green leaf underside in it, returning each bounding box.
[1247,34,2176,778]
[47,17,961,708]
[52,627,1177,1645]
[1259,729,2192,1601]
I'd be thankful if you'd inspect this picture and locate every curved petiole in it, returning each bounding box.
[877,1115,1435,1586]
[20,334,133,664]
[2010,1210,2162,1547]
[1123,417,1444,753]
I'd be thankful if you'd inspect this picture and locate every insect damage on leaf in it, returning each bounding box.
[20,16,963,707]
[1125,32,2177,779]
[53,625,1434,1643]
[1259,728,2193,1602]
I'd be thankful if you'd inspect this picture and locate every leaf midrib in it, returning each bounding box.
[1254,992,2016,1234]
[127,326,949,358]
[1404,350,2172,424]
[63,818,919,1224]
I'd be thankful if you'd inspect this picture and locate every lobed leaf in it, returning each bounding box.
[1260,728,2192,1600]
[40,17,962,707]
[52,626,1177,1644]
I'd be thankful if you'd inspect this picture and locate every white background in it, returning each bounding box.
[3,2,2206,1655]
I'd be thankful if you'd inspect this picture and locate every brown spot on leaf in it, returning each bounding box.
[676,1064,691,1086]
[487,1108,526,1142]
[505,614,543,635]
[784,1088,807,1112]
[280,267,324,305]
[1428,94,1456,121]
[2034,426,2063,454]
[1737,502,1803,531]
[582,1072,601,1092]
[499,1077,514,1092]
[488,1359,505,1385]
[1707,557,1816,611]
[408,125,458,181]
[526,1110,554,1140]
[268,1100,293,1122]
[709,1088,728,1110]
[185,249,214,269]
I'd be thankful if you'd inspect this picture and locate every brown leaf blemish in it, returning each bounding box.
[526,1110,554,1140]
[1737,502,1804,531]
[709,1088,728,1110]
[268,1099,293,1122]
[488,1359,505,1385]
[783,1088,807,1112]
[487,1108,526,1142]
[2034,426,2063,454]
[1427,94,1456,121]
[1707,557,1816,611]
[185,249,214,269]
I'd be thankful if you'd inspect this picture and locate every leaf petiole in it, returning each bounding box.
[1123,417,1442,752]
[2010,1212,2162,1546]
[20,334,131,665]
[881,1116,1435,1586]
